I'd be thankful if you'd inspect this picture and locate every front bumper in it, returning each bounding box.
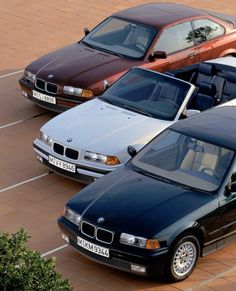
[58,217,169,278]
[19,77,93,113]
[33,142,112,184]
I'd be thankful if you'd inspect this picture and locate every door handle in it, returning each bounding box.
[188,52,197,58]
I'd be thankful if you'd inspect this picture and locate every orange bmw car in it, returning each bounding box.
[19,3,236,112]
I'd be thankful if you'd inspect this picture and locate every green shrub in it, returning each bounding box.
[0,228,72,291]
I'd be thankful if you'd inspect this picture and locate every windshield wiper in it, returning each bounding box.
[134,167,211,193]
[99,96,118,106]
[80,40,95,49]
[81,42,123,58]
[149,174,171,184]
[176,183,210,194]
[103,49,123,58]
[123,104,153,117]
[136,169,171,184]
[94,46,123,58]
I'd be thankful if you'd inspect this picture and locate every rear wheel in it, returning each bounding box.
[167,235,200,282]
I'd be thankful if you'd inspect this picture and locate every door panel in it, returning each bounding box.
[218,190,236,247]
[218,168,236,248]
[147,21,200,72]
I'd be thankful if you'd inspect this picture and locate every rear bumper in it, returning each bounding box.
[58,216,169,278]
[33,142,111,184]
[19,77,93,112]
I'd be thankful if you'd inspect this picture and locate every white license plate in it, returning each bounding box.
[33,90,56,104]
[49,155,76,173]
[77,236,110,258]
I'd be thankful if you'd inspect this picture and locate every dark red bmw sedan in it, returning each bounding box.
[19,2,236,112]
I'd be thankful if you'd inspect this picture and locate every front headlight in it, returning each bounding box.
[84,151,120,166]
[64,207,81,226]
[39,131,53,146]
[24,70,36,83]
[120,233,160,249]
[63,86,94,97]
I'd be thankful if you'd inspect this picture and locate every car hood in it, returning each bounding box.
[67,166,215,237]
[27,43,142,91]
[41,99,171,161]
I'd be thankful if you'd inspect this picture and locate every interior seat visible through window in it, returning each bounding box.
[180,141,219,175]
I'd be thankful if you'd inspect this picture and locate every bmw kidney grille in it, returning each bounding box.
[81,221,114,244]
[53,143,79,160]
[35,78,58,94]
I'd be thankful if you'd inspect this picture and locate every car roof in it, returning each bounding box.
[112,2,208,29]
[170,106,236,150]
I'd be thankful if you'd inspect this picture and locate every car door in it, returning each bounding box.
[192,18,226,61]
[147,21,200,72]
[218,167,236,249]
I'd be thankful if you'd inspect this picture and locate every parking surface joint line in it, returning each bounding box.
[41,244,68,257]
[0,112,47,130]
[187,264,236,290]
[0,172,51,193]
[0,70,24,79]
[0,119,25,129]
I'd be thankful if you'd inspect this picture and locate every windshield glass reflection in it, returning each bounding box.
[102,68,191,120]
[82,17,157,59]
[132,129,234,191]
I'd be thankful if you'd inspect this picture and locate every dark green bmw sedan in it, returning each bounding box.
[58,106,236,282]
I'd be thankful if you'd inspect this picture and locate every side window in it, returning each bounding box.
[193,19,225,43]
[154,22,194,54]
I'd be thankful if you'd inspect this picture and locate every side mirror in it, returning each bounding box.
[225,178,236,197]
[151,51,167,59]
[127,145,137,158]
[103,80,110,90]
[225,184,231,197]
[231,183,236,192]
[225,183,236,199]
[185,109,200,118]
[84,27,90,36]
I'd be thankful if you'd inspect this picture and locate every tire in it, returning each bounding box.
[166,235,200,282]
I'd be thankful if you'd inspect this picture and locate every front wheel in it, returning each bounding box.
[167,235,200,282]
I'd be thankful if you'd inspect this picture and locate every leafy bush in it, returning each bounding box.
[0,229,72,291]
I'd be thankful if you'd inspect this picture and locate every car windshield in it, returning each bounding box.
[132,129,234,192]
[101,68,192,120]
[81,17,157,59]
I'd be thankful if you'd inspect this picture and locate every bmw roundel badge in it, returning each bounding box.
[48,74,54,79]
[97,217,105,223]
[67,138,73,142]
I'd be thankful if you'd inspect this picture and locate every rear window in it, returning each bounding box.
[193,19,225,43]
